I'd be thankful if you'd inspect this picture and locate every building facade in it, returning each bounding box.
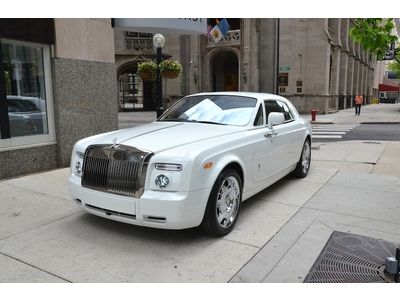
[115,18,377,115]
[0,19,118,179]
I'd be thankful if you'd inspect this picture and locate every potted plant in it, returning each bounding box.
[137,61,157,81]
[159,60,182,79]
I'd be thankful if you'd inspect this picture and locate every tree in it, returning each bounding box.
[389,60,400,78]
[349,18,398,60]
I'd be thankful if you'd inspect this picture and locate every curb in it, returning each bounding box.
[360,122,400,125]
[310,121,334,125]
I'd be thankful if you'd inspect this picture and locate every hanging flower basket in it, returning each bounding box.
[137,61,157,81]
[159,60,182,79]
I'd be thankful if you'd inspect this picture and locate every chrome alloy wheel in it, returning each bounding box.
[301,141,311,174]
[216,176,241,229]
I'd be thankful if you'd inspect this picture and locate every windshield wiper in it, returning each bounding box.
[189,120,227,125]
[158,118,191,122]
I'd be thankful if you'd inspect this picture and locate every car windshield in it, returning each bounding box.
[159,95,257,126]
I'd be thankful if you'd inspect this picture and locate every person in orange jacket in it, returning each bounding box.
[354,94,363,116]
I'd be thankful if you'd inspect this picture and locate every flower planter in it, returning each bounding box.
[161,70,180,79]
[138,70,155,81]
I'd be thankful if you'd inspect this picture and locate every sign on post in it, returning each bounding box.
[382,43,396,61]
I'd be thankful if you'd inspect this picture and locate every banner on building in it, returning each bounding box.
[112,18,208,35]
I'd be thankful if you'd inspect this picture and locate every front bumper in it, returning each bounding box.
[69,174,211,230]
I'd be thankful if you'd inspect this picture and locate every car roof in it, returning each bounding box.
[188,91,289,102]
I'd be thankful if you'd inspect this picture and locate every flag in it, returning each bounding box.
[209,18,230,43]
[218,18,230,37]
[210,25,223,43]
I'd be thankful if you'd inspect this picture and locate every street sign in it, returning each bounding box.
[279,66,291,71]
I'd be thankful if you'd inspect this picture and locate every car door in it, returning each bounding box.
[267,100,304,171]
[251,100,285,184]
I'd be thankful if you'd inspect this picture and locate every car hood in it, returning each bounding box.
[78,121,246,153]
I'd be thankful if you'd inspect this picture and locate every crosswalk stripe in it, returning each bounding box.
[311,124,359,140]
[312,135,342,139]
[312,131,347,135]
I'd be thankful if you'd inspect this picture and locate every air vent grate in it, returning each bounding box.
[304,231,399,283]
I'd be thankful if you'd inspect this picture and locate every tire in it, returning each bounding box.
[200,169,242,236]
[293,138,311,178]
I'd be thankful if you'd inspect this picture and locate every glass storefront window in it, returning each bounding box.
[2,41,49,138]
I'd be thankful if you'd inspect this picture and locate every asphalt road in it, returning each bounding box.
[343,123,400,141]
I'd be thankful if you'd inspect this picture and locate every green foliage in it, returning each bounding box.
[159,60,183,73]
[137,61,157,73]
[137,61,157,81]
[349,18,398,60]
[389,60,400,77]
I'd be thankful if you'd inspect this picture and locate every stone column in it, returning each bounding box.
[338,18,349,110]
[346,55,355,108]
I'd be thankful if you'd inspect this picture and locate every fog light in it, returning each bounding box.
[75,161,82,176]
[155,174,169,189]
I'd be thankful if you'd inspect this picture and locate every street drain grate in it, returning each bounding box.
[304,231,399,283]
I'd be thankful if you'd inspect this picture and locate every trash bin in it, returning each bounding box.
[311,109,318,122]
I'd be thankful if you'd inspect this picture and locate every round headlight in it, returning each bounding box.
[155,174,169,189]
[75,161,82,175]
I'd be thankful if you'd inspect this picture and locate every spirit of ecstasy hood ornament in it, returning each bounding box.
[112,137,117,148]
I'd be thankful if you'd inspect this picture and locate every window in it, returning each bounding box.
[264,100,294,124]
[253,104,264,126]
[0,39,55,149]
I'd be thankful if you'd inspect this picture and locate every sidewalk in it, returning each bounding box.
[301,103,400,124]
[0,103,399,283]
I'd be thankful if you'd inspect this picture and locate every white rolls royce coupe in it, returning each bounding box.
[69,92,312,236]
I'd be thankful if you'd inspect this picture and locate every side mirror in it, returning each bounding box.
[268,112,285,129]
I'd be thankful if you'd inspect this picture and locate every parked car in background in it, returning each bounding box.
[7,95,47,137]
[69,92,312,236]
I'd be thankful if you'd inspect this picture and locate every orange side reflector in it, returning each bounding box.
[204,162,213,169]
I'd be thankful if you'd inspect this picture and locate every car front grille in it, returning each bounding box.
[81,144,153,198]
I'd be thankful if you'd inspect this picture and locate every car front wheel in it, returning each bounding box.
[293,138,311,178]
[200,169,242,236]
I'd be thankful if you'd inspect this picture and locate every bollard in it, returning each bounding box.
[311,109,318,122]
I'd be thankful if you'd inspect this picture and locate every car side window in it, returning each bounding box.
[253,104,264,126]
[264,100,294,123]
[276,101,294,122]
[264,100,281,120]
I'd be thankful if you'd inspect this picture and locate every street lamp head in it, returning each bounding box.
[153,33,165,50]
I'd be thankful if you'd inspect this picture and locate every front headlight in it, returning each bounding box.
[155,174,170,189]
[73,151,84,177]
[155,163,183,171]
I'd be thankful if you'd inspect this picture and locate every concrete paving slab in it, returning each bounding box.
[262,219,332,283]
[250,178,325,207]
[0,183,80,240]
[230,214,313,282]
[226,200,299,248]
[0,213,258,282]
[0,253,66,282]
[327,170,400,193]
[301,165,337,184]
[304,182,400,223]
[4,168,70,201]
[311,160,374,173]
[373,142,400,177]
[312,141,386,164]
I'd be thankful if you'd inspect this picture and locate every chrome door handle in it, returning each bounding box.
[264,132,277,138]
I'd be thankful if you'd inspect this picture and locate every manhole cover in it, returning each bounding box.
[304,231,399,283]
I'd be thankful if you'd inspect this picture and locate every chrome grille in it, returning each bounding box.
[82,144,153,198]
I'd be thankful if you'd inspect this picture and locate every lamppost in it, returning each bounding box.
[153,33,165,118]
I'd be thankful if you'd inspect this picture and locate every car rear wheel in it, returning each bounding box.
[200,169,242,236]
[293,138,311,178]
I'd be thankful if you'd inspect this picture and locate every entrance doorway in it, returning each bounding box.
[117,63,155,111]
[211,51,239,92]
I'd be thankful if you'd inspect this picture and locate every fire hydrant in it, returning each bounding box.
[311,109,318,122]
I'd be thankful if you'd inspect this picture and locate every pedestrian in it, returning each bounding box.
[354,94,363,116]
